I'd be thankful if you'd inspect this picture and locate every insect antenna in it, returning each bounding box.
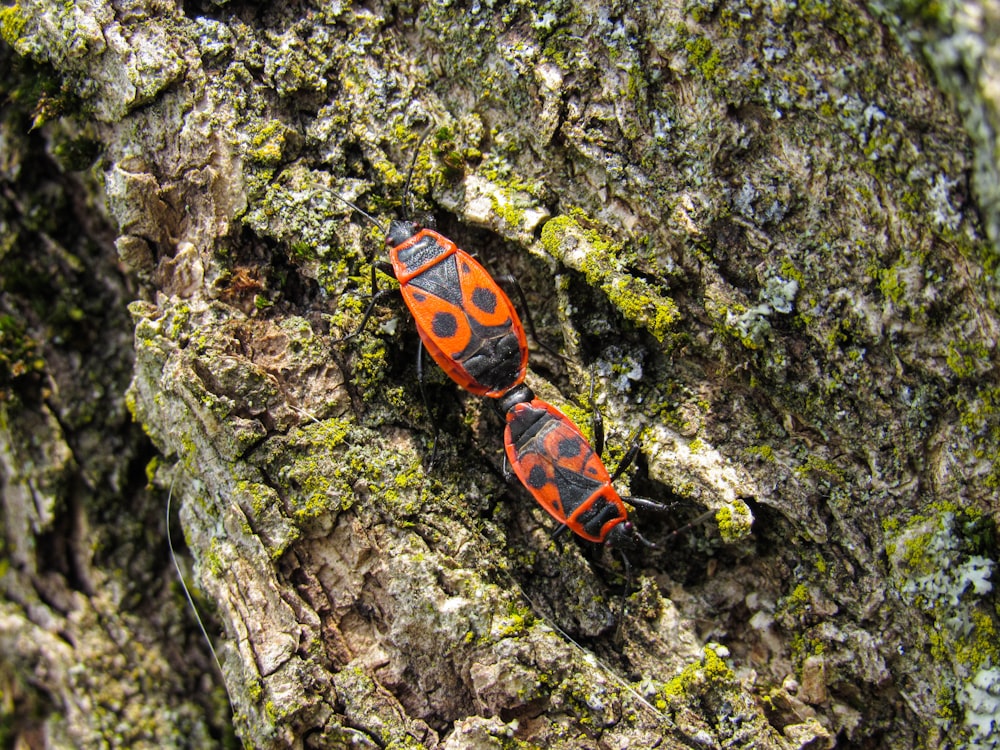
[503,564,684,732]
[166,474,233,708]
[659,508,717,543]
[319,187,388,235]
[614,549,634,644]
[402,124,435,219]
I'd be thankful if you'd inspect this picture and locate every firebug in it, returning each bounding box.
[494,383,666,549]
[330,145,529,399]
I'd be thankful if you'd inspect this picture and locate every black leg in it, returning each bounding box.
[619,499,715,546]
[589,370,642,483]
[608,437,641,484]
[498,272,565,363]
[660,508,717,544]
[501,451,513,483]
[622,495,674,513]
[550,523,570,540]
[335,287,399,342]
[335,261,399,343]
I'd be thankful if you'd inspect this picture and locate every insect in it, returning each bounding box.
[332,139,529,399]
[494,382,666,549]
[381,217,528,398]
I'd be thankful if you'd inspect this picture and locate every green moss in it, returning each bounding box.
[715,503,753,542]
[605,275,680,342]
[144,456,163,487]
[945,609,1000,668]
[708,298,771,351]
[955,385,1000,488]
[432,126,470,179]
[0,313,45,398]
[289,240,315,262]
[746,444,775,462]
[52,136,103,171]
[493,189,526,229]
[798,0,835,22]
[0,4,26,46]
[248,120,292,168]
[945,341,989,379]
[165,303,192,342]
[204,538,225,577]
[540,214,680,342]
[662,645,736,699]
[795,454,846,482]
[889,508,999,740]
[778,257,805,286]
[685,36,723,84]
[493,609,533,639]
[814,553,828,574]
[878,265,904,303]
[935,684,960,725]
[783,583,812,615]
[270,418,364,527]
[246,679,264,703]
[352,335,391,399]
[788,633,827,667]
[237,480,275,520]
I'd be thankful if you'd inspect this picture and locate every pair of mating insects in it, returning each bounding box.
[335,182,669,553]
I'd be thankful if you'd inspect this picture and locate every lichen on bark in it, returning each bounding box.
[1,0,999,748]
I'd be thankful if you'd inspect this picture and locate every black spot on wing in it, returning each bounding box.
[471,286,498,315]
[557,436,583,459]
[527,465,548,489]
[432,312,458,338]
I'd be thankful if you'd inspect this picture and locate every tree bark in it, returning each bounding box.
[1,0,998,748]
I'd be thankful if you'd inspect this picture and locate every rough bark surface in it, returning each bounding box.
[1,0,998,749]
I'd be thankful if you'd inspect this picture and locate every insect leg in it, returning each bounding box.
[629,527,659,548]
[659,508,717,543]
[622,498,716,545]
[498,271,565,363]
[621,495,674,513]
[608,437,641,484]
[613,548,634,644]
[335,286,399,342]
[501,451,514,482]
[335,258,399,341]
